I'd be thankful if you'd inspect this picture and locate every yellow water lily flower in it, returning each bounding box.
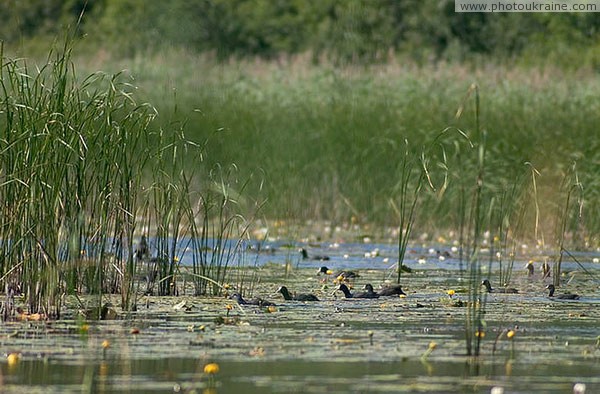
[7,353,20,366]
[204,363,220,374]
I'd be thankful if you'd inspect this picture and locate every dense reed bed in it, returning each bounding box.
[0,41,257,318]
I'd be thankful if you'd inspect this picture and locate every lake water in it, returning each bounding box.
[1,239,599,393]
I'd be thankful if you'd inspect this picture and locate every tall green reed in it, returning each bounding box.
[189,164,259,296]
[487,171,528,288]
[391,140,425,286]
[0,32,268,319]
[454,85,543,357]
[455,83,487,357]
[553,163,583,287]
[0,38,155,316]
[139,123,254,297]
[492,163,546,287]
[144,125,193,297]
[391,124,472,285]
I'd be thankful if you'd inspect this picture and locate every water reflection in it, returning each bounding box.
[1,356,599,393]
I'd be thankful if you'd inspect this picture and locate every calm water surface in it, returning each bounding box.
[1,240,599,393]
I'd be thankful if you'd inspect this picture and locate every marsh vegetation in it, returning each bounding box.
[0,15,599,391]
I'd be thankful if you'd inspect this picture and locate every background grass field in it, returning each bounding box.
[71,49,600,247]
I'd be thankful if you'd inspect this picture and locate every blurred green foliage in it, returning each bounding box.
[2,0,600,67]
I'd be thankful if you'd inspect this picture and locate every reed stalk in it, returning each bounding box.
[455,83,487,357]
[553,164,583,287]
[190,165,258,296]
[392,139,425,286]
